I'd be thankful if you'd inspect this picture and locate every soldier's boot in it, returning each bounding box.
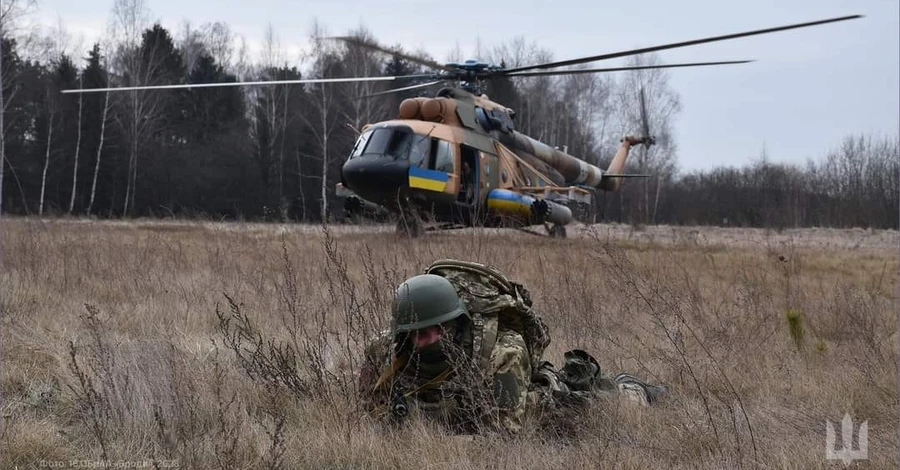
[614,373,668,406]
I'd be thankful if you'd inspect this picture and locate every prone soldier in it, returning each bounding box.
[358,259,667,435]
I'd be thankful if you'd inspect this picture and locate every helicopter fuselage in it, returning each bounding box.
[337,88,647,232]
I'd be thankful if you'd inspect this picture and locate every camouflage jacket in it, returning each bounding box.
[357,314,533,434]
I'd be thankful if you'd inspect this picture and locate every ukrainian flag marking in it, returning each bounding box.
[486,189,534,217]
[408,167,448,192]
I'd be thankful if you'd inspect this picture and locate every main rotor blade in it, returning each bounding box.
[60,76,399,94]
[355,80,445,100]
[502,60,753,77]
[503,14,862,73]
[325,35,453,72]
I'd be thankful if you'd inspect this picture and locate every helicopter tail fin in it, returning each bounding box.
[598,136,650,191]
[599,86,654,191]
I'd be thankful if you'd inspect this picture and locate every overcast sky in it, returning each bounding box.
[26,0,900,173]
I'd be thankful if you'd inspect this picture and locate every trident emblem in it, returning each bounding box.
[826,413,868,466]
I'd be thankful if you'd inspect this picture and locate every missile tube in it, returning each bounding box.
[486,189,572,225]
[530,198,573,226]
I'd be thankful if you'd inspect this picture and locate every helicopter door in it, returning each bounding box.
[457,145,478,204]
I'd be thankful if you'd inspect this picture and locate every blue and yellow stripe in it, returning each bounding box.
[486,189,534,218]
[408,167,449,192]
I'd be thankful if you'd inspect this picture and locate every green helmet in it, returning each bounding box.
[392,274,468,333]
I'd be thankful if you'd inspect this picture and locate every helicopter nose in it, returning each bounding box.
[341,155,410,202]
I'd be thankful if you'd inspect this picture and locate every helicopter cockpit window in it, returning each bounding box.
[356,128,394,157]
[408,134,431,168]
[349,129,374,159]
[433,139,454,172]
[385,130,412,159]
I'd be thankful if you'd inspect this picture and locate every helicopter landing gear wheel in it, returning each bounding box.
[547,223,567,239]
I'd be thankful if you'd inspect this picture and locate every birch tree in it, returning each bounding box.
[107,0,156,216]
[247,23,299,218]
[67,73,82,214]
[300,21,344,223]
[84,43,111,215]
[337,25,389,135]
[38,88,54,216]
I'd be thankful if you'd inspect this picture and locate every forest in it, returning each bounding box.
[1,0,897,229]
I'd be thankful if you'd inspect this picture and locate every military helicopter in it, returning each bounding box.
[329,14,862,238]
[61,14,861,238]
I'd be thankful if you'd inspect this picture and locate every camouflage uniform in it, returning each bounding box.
[489,328,531,433]
[358,324,660,435]
[358,260,666,435]
[359,321,533,434]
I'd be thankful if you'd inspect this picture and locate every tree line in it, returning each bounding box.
[600,133,899,229]
[1,0,896,229]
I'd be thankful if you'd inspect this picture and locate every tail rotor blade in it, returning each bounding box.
[639,86,654,146]
[639,87,649,137]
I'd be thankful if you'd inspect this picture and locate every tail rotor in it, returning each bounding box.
[638,86,655,147]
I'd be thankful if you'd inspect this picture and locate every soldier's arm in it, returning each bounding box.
[488,329,531,434]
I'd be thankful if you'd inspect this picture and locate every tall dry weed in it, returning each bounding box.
[0,217,896,469]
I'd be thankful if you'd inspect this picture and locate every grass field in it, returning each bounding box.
[1,217,897,469]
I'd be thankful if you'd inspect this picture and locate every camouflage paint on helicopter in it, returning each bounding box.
[337,86,632,235]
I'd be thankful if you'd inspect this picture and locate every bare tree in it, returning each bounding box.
[66,73,83,214]
[86,40,113,216]
[0,0,37,215]
[106,0,168,216]
[299,20,343,223]
[337,25,388,136]
[248,23,295,219]
[39,89,56,216]
[87,89,110,216]
[38,20,73,216]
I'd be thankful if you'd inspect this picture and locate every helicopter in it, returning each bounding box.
[329,13,862,238]
[61,14,862,238]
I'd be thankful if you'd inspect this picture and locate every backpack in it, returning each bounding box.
[424,259,551,378]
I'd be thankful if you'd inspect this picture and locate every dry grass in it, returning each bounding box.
[1,216,896,469]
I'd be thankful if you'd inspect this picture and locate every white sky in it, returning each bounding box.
[23,0,900,172]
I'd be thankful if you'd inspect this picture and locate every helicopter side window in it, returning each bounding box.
[433,140,454,173]
[475,107,492,131]
[408,134,431,168]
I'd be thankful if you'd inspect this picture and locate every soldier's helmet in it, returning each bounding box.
[392,274,469,333]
